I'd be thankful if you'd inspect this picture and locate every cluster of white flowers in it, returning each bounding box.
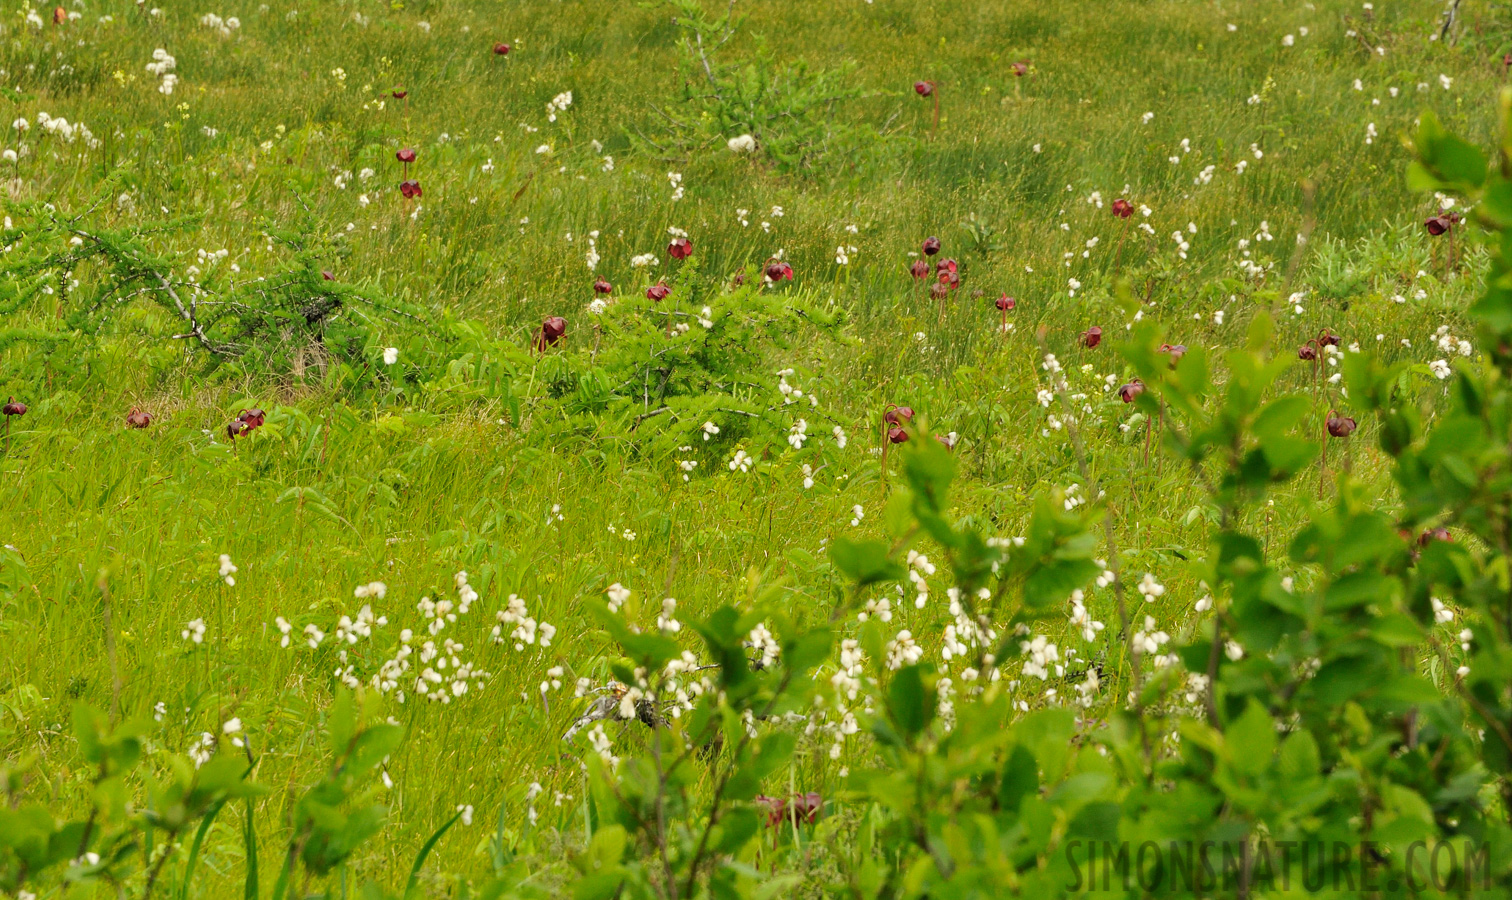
[1068,590,1105,642]
[491,593,557,650]
[859,595,892,623]
[1131,616,1170,656]
[906,550,935,608]
[182,618,206,644]
[199,13,241,36]
[885,629,923,669]
[667,171,684,201]
[545,91,572,123]
[606,582,632,612]
[728,449,752,473]
[746,622,780,668]
[1020,634,1061,681]
[145,49,178,95]
[1136,573,1165,603]
[34,112,98,148]
[787,418,808,450]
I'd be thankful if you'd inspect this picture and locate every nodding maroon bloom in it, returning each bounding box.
[935,257,958,275]
[541,316,567,344]
[1326,410,1357,438]
[731,273,747,287]
[937,269,960,291]
[1504,53,1512,69]
[126,407,153,429]
[227,420,246,440]
[914,81,935,97]
[1111,198,1134,219]
[1010,61,1029,77]
[755,796,786,829]
[922,236,941,256]
[996,294,1015,311]
[1118,380,1145,403]
[929,282,950,300]
[646,282,671,301]
[909,258,931,280]
[1080,326,1103,349]
[1,398,25,417]
[668,237,693,260]
[883,405,914,425]
[396,147,416,164]
[888,425,909,444]
[1418,527,1452,546]
[1160,343,1187,363]
[1298,344,1318,361]
[239,408,266,430]
[1318,330,1340,347]
[392,88,408,99]
[593,278,612,295]
[400,180,422,199]
[1424,214,1455,236]
[493,43,511,55]
[321,270,334,281]
[790,792,823,824]
[765,260,794,282]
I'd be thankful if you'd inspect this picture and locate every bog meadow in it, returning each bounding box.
[7,0,1512,896]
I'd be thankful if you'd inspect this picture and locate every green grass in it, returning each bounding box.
[0,0,1501,892]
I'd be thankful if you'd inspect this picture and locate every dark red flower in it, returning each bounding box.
[935,258,958,275]
[227,420,246,440]
[731,273,747,288]
[1318,330,1340,347]
[1298,344,1318,361]
[914,81,934,97]
[239,408,266,430]
[1418,527,1452,546]
[2,398,25,417]
[888,425,908,444]
[995,294,1015,311]
[52,6,65,25]
[929,282,950,300]
[646,283,671,301]
[1326,410,1357,438]
[883,405,914,425]
[909,259,931,280]
[392,87,408,99]
[922,236,941,256]
[1011,61,1029,77]
[765,261,794,282]
[1160,343,1187,363]
[493,43,511,56]
[1111,199,1134,219]
[1118,380,1144,403]
[321,270,334,281]
[1080,326,1103,349]
[668,237,693,260]
[593,278,612,295]
[937,268,960,290]
[790,792,823,824]
[541,316,567,345]
[396,147,416,164]
[400,180,423,199]
[1424,214,1453,236]
[755,796,786,828]
[1504,52,1512,69]
[126,407,153,429]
